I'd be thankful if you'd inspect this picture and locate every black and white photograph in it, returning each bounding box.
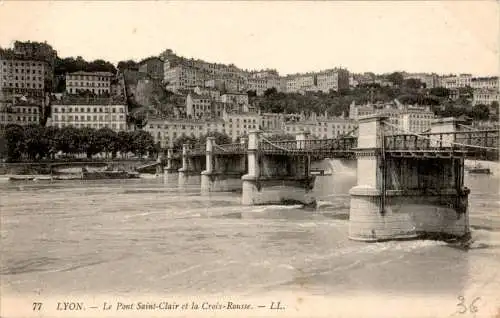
[0,1,499,317]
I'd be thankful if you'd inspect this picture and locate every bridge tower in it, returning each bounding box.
[348,115,470,242]
[241,130,315,205]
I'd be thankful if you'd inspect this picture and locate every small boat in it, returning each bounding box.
[467,163,491,175]
[8,175,34,181]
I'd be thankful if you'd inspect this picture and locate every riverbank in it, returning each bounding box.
[0,160,156,175]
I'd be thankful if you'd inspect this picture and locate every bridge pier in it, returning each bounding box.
[348,115,470,242]
[241,131,315,206]
[202,137,248,193]
[165,148,178,173]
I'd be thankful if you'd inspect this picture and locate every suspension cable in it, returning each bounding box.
[383,121,499,151]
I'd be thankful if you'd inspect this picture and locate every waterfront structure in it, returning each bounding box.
[49,96,127,131]
[171,116,498,243]
[65,71,113,95]
[472,88,500,106]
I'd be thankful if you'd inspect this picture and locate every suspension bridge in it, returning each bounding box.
[160,115,498,242]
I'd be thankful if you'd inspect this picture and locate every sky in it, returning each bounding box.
[0,1,498,76]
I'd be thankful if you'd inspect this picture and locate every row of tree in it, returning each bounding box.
[54,56,117,76]
[2,125,155,162]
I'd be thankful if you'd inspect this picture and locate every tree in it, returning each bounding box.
[430,87,450,98]
[5,124,25,162]
[131,130,155,157]
[471,104,490,121]
[96,127,118,158]
[79,127,101,158]
[172,134,198,150]
[55,126,80,156]
[264,87,278,97]
[266,133,295,141]
[198,132,232,147]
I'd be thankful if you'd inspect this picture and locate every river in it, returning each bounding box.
[1,166,499,318]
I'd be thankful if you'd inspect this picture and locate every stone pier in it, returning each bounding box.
[201,137,247,193]
[165,148,179,173]
[241,131,315,206]
[348,115,470,242]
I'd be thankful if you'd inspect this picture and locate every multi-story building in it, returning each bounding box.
[283,112,357,139]
[247,77,267,96]
[258,112,284,131]
[0,101,40,128]
[221,92,249,109]
[284,69,349,93]
[11,41,57,91]
[472,89,500,106]
[65,71,113,95]
[164,65,208,92]
[186,92,213,119]
[404,73,438,89]
[222,111,259,140]
[146,118,205,148]
[470,77,499,91]
[438,74,472,89]
[138,57,164,81]
[49,96,127,131]
[0,58,48,98]
[349,100,435,133]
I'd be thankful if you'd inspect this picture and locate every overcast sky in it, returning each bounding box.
[0,1,498,76]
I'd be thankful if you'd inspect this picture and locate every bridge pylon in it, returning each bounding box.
[348,115,470,242]
[241,130,315,206]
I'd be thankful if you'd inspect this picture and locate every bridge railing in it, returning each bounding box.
[385,130,499,152]
[260,136,357,154]
[213,143,247,154]
[187,145,205,156]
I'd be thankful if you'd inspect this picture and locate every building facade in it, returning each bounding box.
[49,97,127,131]
[0,102,40,128]
[0,58,48,98]
[472,89,500,106]
[138,57,164,80]
[65,71,113,95]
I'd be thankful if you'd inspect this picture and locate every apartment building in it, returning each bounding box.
[186,92,213,119]
[283,112,357,139]
[164,65,207,92]
[146,118,205,148]
[284,69,349,93]
[0,102,40,128]
[349,100,435,133]
[49,97,127,131]
[472,89,500,106]
[65,71,113,95]
[259,112,284,131]
[438,74,472,89]
[138,57,164,80]
[222,111,259,140]
[0,58,48,98]
[470,77,499,91]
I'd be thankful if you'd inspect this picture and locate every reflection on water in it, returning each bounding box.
[0,169,499,307]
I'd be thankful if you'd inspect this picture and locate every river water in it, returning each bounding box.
[1,164,499,318]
